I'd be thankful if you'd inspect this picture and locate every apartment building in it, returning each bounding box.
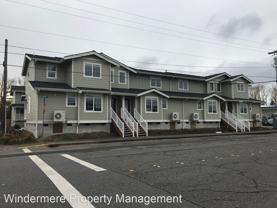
[11,50,262,138]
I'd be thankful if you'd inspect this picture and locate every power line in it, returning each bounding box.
[0,50,272,70]
[73,0,271,46]
[2,0,268,53]
[34,0,268,51]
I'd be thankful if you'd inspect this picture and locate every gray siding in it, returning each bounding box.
[25,81,38,121]
[221,83,233,98]
[204,99,221,121]
[232,78,249,99]
[111,66,129,89]
[25,60,35,81]
[34,62,67,83]
[72,56,110,90]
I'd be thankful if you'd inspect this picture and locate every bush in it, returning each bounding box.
[0,130,37,145]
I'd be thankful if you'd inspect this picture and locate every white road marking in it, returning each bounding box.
[22,148,95,208]
[61,154,106,172]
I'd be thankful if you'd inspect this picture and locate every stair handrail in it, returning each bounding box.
[121,107,135,137]
[122,107,138,136]
[234,113,251,132]
[228,112,245,132]
[111,107,124,137]
[221,111,238,132]
[134,109,148,136]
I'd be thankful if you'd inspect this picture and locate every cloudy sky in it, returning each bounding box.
[0,0,276,84]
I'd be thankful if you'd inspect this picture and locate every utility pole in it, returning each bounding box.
[268,50,277,86]
[1,39,8,134]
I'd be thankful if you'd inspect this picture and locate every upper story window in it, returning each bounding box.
[83,62,101,79]
[217,83,221,92]
[47,64,57,79]
[119,70,127,84]
[162,98,168,109]
[209,82,215,92]
[150,78,162,88]
[197,100,203,110]
[66,95,77,107]
[145,96,158,113]
[237,83,245,92]
[178,80,189,91]
[85,95,102,112]
[240,103,248,114]
[110,69,114,83]
[207,100,217,114]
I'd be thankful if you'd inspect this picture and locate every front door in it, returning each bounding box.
[228,102,233,113]
[112,97,117,111]
[125,97,131,112]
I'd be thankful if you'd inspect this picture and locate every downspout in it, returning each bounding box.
[77,90,81,134]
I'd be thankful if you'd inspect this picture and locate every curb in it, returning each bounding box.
[45,130,277,148]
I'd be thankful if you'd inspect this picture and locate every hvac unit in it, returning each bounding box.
[192,113,199,121]
[171,112,179,121]
[255,113,261,121]
[53,111,65,122]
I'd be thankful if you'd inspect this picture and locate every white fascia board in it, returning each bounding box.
[205,72,231,81]
[203,94,226,101]
[137,89,169,98]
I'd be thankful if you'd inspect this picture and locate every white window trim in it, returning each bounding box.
[28,96,31,114]
[46,64,57,79]
[237,82,245,92]
[110,68,114,83]
[216,82,221,92]
[84,94,103,113]
[162,98,168,109]
[197,100,203,110]
[207,100,218,114]
[83,62,102,79]
[145,96,159,113]
[178,80,189,91]
[239,103,248,114]
[209,81,215,92]
[66,94,77,107]
[150,77,162,88]
[118,70,127,84]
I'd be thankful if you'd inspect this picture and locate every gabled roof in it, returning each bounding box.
[203,94,226,101]
[205,72,231,81]
[64,50,136,73]
[29,81,77,92]
[137,89,169,98]
[222,74,253,83]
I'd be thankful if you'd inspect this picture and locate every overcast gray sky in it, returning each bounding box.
[0,0,276,84]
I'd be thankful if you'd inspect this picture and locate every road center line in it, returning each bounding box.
[22,148,95,208]
[61,154,106,172]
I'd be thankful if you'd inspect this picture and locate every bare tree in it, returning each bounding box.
[250,84,269,104]
[270,86,277,105]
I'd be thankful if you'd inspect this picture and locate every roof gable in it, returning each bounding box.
[205,72,231,81]
[137,89,169,98]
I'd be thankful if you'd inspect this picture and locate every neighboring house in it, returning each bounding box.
[13,51,262,138]
[262,106,277,118]
[10,85,26,127]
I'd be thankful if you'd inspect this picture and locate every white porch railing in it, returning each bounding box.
[15,114,25,120]
[221,111,250,132]
[121,107,135,137]
[122,107,138,137]
[134,109,148,136]
[111,107,125,137]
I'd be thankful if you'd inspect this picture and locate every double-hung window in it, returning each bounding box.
[85,95,102,112]
[178,80,189,91]
[119,71,127,84]
[197,101,203,110]
[237,83,244,92]
[209,82,215,92]
[240,103,248,114]
[145,97,158,113]
[150,78,161,88]
[217,83,221,92]
[83,63,101,78]
[208,100,217,114]
[162,98,168,109]
[110,69,114,83]
[66,95,77,107]
[47,64,57,79]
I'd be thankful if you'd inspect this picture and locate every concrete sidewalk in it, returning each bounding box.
[43,129,277,148]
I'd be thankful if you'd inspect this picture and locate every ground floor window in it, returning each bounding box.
[208,100,217,114]
[197,101,203,110]
[85,95,102,112]
[145,97,158,113]
[66,95,77,107]
[240,103,248,114]
[162,98,168,109]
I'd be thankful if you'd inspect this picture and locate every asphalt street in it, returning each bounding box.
[1,133,277,208]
